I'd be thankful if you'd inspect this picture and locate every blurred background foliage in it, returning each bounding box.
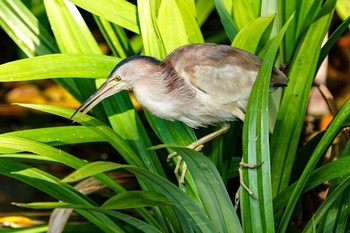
[0,0,349,232]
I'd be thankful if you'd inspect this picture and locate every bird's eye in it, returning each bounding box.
[114,75,121,81]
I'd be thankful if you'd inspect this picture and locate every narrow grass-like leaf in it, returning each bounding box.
[1,126,105,150]
[62,161,218,232]
[0,159,121,232]
[277,97,350,232]
[0,225,49,232]
[16,202,163,233]
[16,104,169,228]
[317,16,350,70]
[44,0,110,122]
[232,0,259,29]
[0,0,76,92]
[16,103,145,168]
[0,135,126,193]
[336,0,350,22]
[138,0,165,58]
[316,141,350,232]
[44,0,101,54]
[0,135,88,168]
[278,1,297,62]
[62,161,130,182]
[317,192,350,233]
[94,16,135,58]
[0,131,159,229]
[158,0,202,52]
[233,14,275,53]
[0,54,119,81]
[214,0,239,41]
[271,0,336,198]
[261,0,278,17]
[240,14,293,233]
[274,151,350,212]
[196,0,215,26]
[69,0,139,34]
[296,1,321,41]
[171,147,242,233]
[174,0,204,43]
[0,0,58,57]
[102,191,172,209]
[0,154,58,163]
[303,177,350,233]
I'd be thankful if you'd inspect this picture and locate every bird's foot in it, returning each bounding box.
[170,145,204,184]
[235,160,264,203]
[167,123,230,184]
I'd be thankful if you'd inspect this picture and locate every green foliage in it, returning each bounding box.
[0,0,349,232]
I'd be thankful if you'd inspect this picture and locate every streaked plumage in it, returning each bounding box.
[71,43,288,126]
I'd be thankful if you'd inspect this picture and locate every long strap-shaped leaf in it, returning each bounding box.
[62,161,219,233]
[278,98,350,232]
[270,0,336,199]
[0,158,123,232]
[240,14,293,233]
[69,0,139,34]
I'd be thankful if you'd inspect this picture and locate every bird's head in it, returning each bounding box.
[70,55,161,121]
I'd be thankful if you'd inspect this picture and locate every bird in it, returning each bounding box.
[71,43,288,190]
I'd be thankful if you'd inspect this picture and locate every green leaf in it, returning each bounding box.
[62,161,128,183]
[16,103,145,168]
[62,161,218,232]
[44,0,101,54]
[336,0,350,23]
[271,0,336,198]
[44,0,110,122]
[233,14,275,53]
[277,98,350,232]
[1,126,105,150]
[317,16,350,70]
[138,0,165,58]
[316,141,350,232]
[94,16,135,58]
[16,202,163,233]
[196,0,215,26]
[214,0,239,41]
[278,1,297,62]
[171,147,242,233]
[69,0,139,34]
[38,0,163,178]
[102,191,173,209]
[0,54,119,82]
[0,135,87,168]
[232,0,260,29]
[0,159,122,232]
[274,151,350,212]
[157,0,203,53]
[303,177,350,232]
[0,134,130,195]
[0,0,58,57]
[240,13,293,233]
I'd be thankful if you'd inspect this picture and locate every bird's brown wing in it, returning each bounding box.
[172,45,262,102]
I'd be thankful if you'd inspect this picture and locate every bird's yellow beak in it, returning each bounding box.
[70,78,121,122]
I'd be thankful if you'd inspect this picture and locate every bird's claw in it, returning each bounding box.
[169,144,204,184]
[235,160,264,204]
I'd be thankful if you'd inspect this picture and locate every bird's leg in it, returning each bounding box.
[235,160,264,203]
[167,123,230,161]
[168,123,231,183]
